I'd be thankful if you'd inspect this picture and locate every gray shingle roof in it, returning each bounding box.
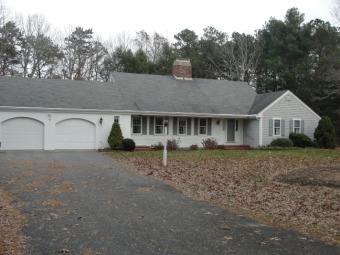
[0,73,284,116]
[248,90,287,114]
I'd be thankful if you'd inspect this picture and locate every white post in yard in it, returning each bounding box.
[163,116,168,167]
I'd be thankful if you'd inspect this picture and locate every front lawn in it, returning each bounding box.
[108,148,340,245]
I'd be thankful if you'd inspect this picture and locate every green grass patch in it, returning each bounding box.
[107,147,340,161]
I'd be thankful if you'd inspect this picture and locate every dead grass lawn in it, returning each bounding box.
[111,148,340,245]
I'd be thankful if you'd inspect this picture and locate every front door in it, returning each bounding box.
[227,119,235,142]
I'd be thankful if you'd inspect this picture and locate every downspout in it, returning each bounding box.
[256,114,263,146]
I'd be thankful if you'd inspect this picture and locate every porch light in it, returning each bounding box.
[217,120,220,125]
[99,117,103,125]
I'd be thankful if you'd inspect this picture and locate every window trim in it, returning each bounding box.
[132,116,142,135]
[154,117,164,135]
[293,119,301,134]
[199,118,207,135]
[178,117,187,135]
[273,118,281,136]
[114,116,120,123]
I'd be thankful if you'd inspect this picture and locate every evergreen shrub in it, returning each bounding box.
[189,144,199,150]
[122,138,135,151]
[269,138,293,147]
[289,133,314,148]
[151,142,164,150]
[107,122,123,150]
[314,116,336,149]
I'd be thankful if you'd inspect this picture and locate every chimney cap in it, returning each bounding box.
[173,58,191,67]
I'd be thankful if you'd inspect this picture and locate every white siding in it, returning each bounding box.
[0,111,132,150]
[243,119,259,148]
[131,117,244,148]
[262,93,320,146]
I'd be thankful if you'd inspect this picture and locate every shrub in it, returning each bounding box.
[107,122,123,150]
[189,144,199,150]
[167,138,180,151]
[217,145,226,150]
[256,146,297,151]
[151,142,164,150]
[202,138,218,149]
[122,138,135,151]
[269,138,293,147]
[289,133,314,148]
[314,116,336,149]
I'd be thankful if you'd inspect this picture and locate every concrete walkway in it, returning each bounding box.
[0,151,339,255]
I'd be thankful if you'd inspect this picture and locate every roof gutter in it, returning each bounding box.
[0,106,258,119]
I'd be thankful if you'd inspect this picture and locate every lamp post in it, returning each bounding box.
[163,116,168,167]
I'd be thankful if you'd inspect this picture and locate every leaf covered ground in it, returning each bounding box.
[0,189,25,255]
[109,148,340,245]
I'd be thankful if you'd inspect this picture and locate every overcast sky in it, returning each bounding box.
[4,0,337,40]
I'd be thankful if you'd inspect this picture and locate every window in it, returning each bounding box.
[132,116,142,134]
[294,120,301,133]
[178,118,187,135]
[199,118,207,135]
[274,119,281,136]
[155,117,163,134]
[114,116,119,123]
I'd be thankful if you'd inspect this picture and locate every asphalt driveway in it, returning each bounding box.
[0,151,339,255]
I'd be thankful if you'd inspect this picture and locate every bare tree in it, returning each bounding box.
[332,0,340,23]
[85,37,107,81]
[202,27,260,84]
[134,30,168,63]
[0,0,11,26]
[15,13,62,78]
[106,32,132,55]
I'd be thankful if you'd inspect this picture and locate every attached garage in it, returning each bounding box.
[0,118,44,150]
[56,119,95,150]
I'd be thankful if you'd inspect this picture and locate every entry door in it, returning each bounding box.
[227,119,235,142]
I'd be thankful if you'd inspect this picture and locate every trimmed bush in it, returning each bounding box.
[202,138,218,149]
[270,138,293,147]
[107,122,123,150]
[151,142,164,150]
[189,144,199,150]
[289,133,314,148]
[314,116,336,149]
[217,145,226,150]
[167,138,180,151]
[122,138,135,151]
[256,146,297,151]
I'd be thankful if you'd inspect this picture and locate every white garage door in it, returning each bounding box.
[56,119,95,149]
[0,118,44,150]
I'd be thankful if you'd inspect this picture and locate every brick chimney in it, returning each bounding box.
[172,59,192,80]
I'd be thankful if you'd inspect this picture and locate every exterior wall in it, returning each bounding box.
[0,110,131,150]
[131,116,244,148]
[243,119,260,148]
[1,110,249,150]
[261,93,320,146]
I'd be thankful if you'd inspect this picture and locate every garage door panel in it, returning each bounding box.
[1,118,44,150]
[56,119,95,149]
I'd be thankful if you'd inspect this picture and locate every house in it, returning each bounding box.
[0,59,320,150]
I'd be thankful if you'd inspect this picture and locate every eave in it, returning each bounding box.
[0,106,258,119]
